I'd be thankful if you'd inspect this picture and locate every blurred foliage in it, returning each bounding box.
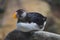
[44,0,60,11]
[0,0,8,13]
[45,0,60,4]
[0,9,5,13]
[53,0,60,4]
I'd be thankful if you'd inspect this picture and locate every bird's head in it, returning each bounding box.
[13,9,27,19]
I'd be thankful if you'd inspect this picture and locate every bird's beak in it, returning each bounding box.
[12,12,17,19]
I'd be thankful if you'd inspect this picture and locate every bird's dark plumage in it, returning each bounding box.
[26,12,46,25]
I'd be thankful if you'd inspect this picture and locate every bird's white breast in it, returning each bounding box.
[16,22,40,32]
[16,21,46,32]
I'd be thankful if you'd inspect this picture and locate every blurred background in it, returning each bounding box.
[0,0,60,40]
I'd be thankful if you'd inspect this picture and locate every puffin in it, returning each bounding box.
[4,9,47,40]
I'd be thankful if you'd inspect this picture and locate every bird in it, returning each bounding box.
[4,9,47,40]
[14,9,47,32]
